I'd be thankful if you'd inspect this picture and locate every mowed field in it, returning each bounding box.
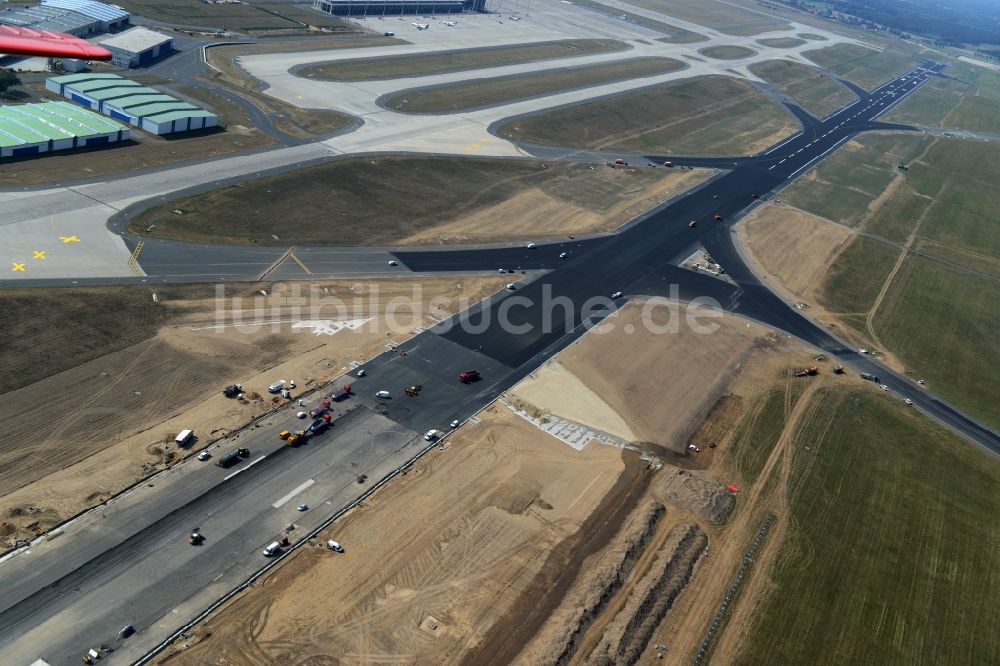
[130,156,713,245]
[497,75,797,155]
[621,0,791,35]
[775,133,1000,427]
[804,43,916,90]
[697,45,757,60]
[297,39,628,81]
[732,388,1000,665]
[750,59,857,117]
[112,0,352,30]
[885,61,1000,134]
[756,37,806,48]
[383,57,685,113]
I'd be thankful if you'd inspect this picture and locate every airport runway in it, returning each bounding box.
[3,64,997,666]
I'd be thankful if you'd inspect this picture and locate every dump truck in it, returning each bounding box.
[331,384,352,401]
[459,370,481,383]
[309,398,332,417]
[308,413,333,433]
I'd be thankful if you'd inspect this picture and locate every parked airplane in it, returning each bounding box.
[443,20,457,26]
[412,22,430,29]
[0,25,112,60]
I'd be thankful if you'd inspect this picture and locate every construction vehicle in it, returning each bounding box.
[216,448,249,468]
[714,214,723,221]
[833,364,845,374]
[794,366,819,377]
[309,398,331,417]
[405,384,423,397]
[279,430,307,446]
[222,384,242,398]
[189,528,204,545]
[331,384,352,401]
[308,413,333,433]
[861,372,880,383]
[459,370,481,383]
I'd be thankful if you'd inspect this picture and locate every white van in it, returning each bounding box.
[175,429,193,446]
[262,542,281,557]
[375,390,391,399]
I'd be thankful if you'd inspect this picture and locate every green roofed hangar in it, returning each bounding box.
[0,101,129,158]
[46,73,218,135]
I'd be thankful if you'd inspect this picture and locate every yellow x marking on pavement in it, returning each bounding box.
[33,250,46,260]
[11,262,25,272]
[59,235,81,243]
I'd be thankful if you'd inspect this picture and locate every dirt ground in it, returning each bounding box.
[0,277,505,542]
[399,167,712,245]
[516,301,782,452]
[739,203,855,302]
[158,405,636,665]
[153,291,832,666]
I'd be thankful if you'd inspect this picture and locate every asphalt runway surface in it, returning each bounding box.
[3,63,998,665]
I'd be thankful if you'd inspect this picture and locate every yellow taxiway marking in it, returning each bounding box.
[128,241,145,277]
[33,250,46,260]
[289,252,312,274]
[59,235,81,243]
[12,262,26,272]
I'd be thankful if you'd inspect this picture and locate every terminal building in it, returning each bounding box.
[0,100,129,158]
[46,73,219,135]
[97,26,173,68]
[0,0,129,38]
[311,0,486,17]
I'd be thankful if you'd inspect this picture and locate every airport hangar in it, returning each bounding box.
[0,101,128,158]
[0,0,129,37]
[97,26,173,68]
[47,73,219,135]
[312,0,487,16]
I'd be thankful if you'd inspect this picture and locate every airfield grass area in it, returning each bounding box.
[384,57,685,113]
[297,39,628,81]
[497,75,797,156]
[756,37,806,48]
[622,0,790,35]
[111,0,353,32]
[567,0,706,43]
[130,156,706,245]
[780,133,1000,427]
[750,59,857,117]
[697,45,757,60]
[803,43,916,90]
[734,388,1000,665]
[885,62,1000,134]
[0,84,274,186]
[798,33,828,40]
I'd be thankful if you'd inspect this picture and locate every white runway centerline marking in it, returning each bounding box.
[273,479,315,508]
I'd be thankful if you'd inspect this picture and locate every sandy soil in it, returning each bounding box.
[522,301,779,452]
[510,361,638,441]
[398,169,713,245]
[157,406,635,665]
[0,277,505,542]
[740,204,855,301]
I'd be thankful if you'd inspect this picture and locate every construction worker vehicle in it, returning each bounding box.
[794,366,819,377]
[222,384,242,398]
[459,370,481,383]
[405,384,423,397]
[331,384,352,401]
[216,447,249,467]
[279,430,307,446]
[189,529,204,545]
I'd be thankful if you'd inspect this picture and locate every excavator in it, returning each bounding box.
[0,25,112,60]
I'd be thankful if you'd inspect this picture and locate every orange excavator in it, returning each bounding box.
[794,366,819,377]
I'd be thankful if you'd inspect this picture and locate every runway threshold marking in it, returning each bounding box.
[273,479,315,508]
[289,252,312,275]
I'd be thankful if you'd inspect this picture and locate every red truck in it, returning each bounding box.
[459,370,481,384]
[331,384,352,401]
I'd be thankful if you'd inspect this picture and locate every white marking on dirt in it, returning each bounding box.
[291,317,373,336]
